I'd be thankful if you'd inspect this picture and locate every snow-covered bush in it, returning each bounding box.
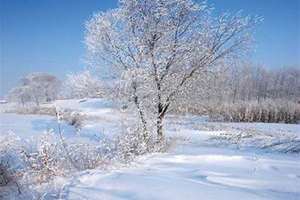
[0,120,172,199]
[59,109,86,131]
[0,131,113,199]
[0,162,11,186]
[115,127,150,162]
[0,134,25,198]
[21,133,73,184]
[0,162,23,199]
[114,126,173,163]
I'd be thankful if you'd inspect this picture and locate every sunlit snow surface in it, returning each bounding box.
[62,151,300,200]
[1,98,300,200]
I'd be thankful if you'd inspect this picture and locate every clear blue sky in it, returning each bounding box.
[0,0,299,96]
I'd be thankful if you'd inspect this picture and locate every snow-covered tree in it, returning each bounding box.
[85,0,260,142]
[61,70,104,99]
[8,86,33,106]
[8,73,61,106]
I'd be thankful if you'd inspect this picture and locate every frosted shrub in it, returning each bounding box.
[0,162,11,186]
[60,110,86,130]
[22,133,72,184]
[115,128,150,162]
[22,131,113,183]
[66,142,112,170]
[114,126,172,163]
[0,162,23,199]
[0,134,24,197]
[0,124,172,198]
[0,137,15,186]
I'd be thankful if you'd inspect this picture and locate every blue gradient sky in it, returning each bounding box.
[0,0,300,96]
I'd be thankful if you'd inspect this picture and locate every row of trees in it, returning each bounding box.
[7,0,299,143]
[172,64,300,123]
[7,71,104,106]
[9,0,258,143]
[8,73,61,106]
[176,64,300,110]
[214,64,299,103]
[209,100,299,124]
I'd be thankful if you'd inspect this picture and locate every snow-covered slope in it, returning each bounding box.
[1,98,300,200]
[62,146,300,200]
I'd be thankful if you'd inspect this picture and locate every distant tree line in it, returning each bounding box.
[174,64,300,123]
[6,66,299,124]
[7,70,107,106]
[219,64,299,103]
[8,73,61,106]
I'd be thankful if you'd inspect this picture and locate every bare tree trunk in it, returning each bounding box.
[135,95,149,141]
[21,98,25,107]
[232,88,237,104]
[156,82,164,142]
[157,101,168,143]
[35,97,40,107]
[156,115,164,142]
[132,81,149,142]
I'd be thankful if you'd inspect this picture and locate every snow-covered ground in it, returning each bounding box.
[1,98,300,200]
[61,147,300,200]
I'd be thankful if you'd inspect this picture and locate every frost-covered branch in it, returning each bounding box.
[85,0,260,142]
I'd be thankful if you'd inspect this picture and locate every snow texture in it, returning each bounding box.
[1,98,300,200]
